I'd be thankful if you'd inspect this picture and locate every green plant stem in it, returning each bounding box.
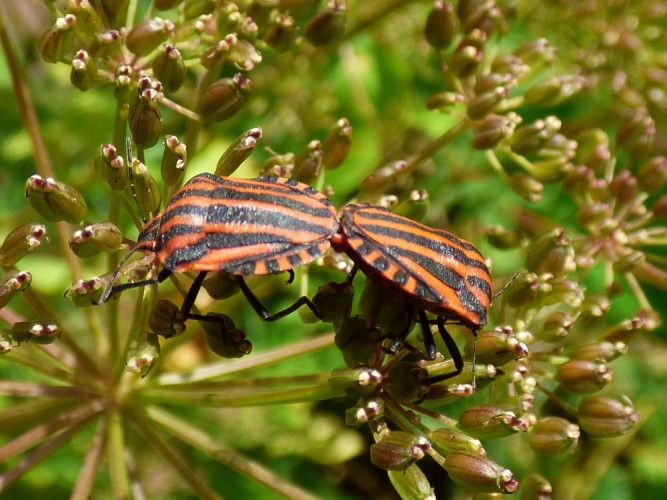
[144,405,319,500]
[106,409,131,500]
[71,416,108,500]
[402,118,471,177]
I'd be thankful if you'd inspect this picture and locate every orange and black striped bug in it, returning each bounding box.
[330,202,492,384]
[98,172,339,332]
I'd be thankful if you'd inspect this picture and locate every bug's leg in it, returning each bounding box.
[425,315,466,384]
[417,310,438,360]
[235,275,324,321]
[285,270,295,284]
[95,268,172,304]
[384,307,416,355]
[177,271,211,321]
[346,265,359,283]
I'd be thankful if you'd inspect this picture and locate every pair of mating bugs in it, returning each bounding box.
[100,172,492,381]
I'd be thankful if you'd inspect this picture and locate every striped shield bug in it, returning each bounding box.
[330,202,492,384]
[98,172,339,333]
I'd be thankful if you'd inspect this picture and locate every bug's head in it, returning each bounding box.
[136,215,160,251]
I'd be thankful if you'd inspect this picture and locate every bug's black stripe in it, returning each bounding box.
[467,275,493,297]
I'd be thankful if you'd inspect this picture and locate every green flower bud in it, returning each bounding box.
[65,278,106,307]
[458,404,529,439]
[66,0,103,36]
[0,270,32,309]
[160,135,187,187]
[304,0,347,47]
[616,108,656,153]
[528,416,579,454]
[556,359,611,393]
[524,75,586,107]
[577,395,639,437]
[573,341,628,362]
[486,224,523,249]
[293,140,323,184]
[539,311,576,341]
[467,87,509,120]
[491,53,529,79]
[260,150,294,177]
[88,29,122,58]
[25,175,87,224]
[200,73,252,122]
[345,398,384,426]
[263,13,297,53]
[370,431,431,471]
[425,1,458,50]
[0,224,47,266]
[514,38,556,68]
[509,116,561,156]
[114,64,134,105]
[504,272,539,308]
[457,0,502,35]
[329,367,383,397]
[395,190,429,222]
[40,15,77,63]
[335,316,381,367]
[70,50,97,92]
[450,43,483,79]
[471,113,518,150]
[129,77,163,149]
[637,156,667,194]
[0,330,18,354]
[322,118,352,169]
[613,249,645,273]
[94,143,127,191]
[520,474,552,499]
[215,127,262,177]
[389,464,434,499]
[152,44,186,92]
[126,18,174,56]
[202,313,253,358]
[126,331,160,376]
[525,228,576,277]
[509,172,543,202]
[443,452,519,493]
[541,278,584,308]
[129,158,162,219]
[228,39,262,71]
[200,35,237,69]
[12,320,60,345]
[426,363,498,399]
[312,281,354,329]
[69,222,123,258]
[360,161,408,193]
[385,361,430,402]
[426,91,465,111]
[202,272,240,300]
[184,0,215,19]
[464,328,529,366]
[474,72,515,94]
[430,427,484,454]
[148,299,185,339]
[579,294,611,317]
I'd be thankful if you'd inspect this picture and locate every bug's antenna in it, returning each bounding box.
[96,246,141,304]
[493,270,521,300]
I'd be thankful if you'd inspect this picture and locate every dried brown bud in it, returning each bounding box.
[148,299,185,339]
[468,87,509,120]
[556,359,612,393]
[126,18,174,56]
[25,175,88,224]
[312,281,354,329]
[370,431,431,471]
[200,74,252,122]
[202,313,252,358]
[202,272,240,300]
[577,395,639,437]
[335,316,381,367]
[528,417,579,454]
[425,1,458,50]
[444,452,519,493]
[304,0,347,47]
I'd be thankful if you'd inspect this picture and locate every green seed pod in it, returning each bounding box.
[70,50,97,92]
[540,311,576,341]
[200,73,252,122]
[370,431,431,471]
[556,359,611,393]
[637,156,667,194]
[293,140,323,184]
[520,474,552,499]
[40,15,77,63]
[504,272,539,308]
[426,91,465,111]
[458,404,529,439]
[509,172,543,202]
[486,224,523,249]
[577,394,639,437]
[457,0,502,35]
[129,78,163,149]
[525,228,576,277]
[464,328,529,366]
[474,73,515,94]
[215,127,262,177]
[88,29,123,58]
[389,464,434,500]
[126,18,174,56]
[528,416,580,455]
[69,222,123,258]
[200,35,237,70]
[0,223,47,266]
[227,38,262,71]
[25,175,88,224]
[385,361,429,403]
[95,143,127,191]
[65,277,106,307]
[312,281,354,329]
[203,313,253,358]
[524,75,586,107]
[509,116,561,156]
[322,118,352,169]
[66,0,103,36]
[468,87,509,120]
[471,113,518,150]
[573,342,627,364]
[114,64,134,105]
[160,135,187,187]
[152,44,186,92]
[126,331,160,376]
[260,150,294,177]
[443,452,519,493]
[130,158,162,218]
[12,320,60,345]
[304,0,347,47]
[263,13,297,53]
[425,1,458,50]
[394,190,430,222]
[335,316,381,367]
[345,398,384,426]
[0,270,32,309]
[202,272,240,300]
[329,367,383,397]
[450,43,483,79]
[148,299,185,339]
[430,427,484,454]
[360,161,408,193]
[542,278,584,308]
